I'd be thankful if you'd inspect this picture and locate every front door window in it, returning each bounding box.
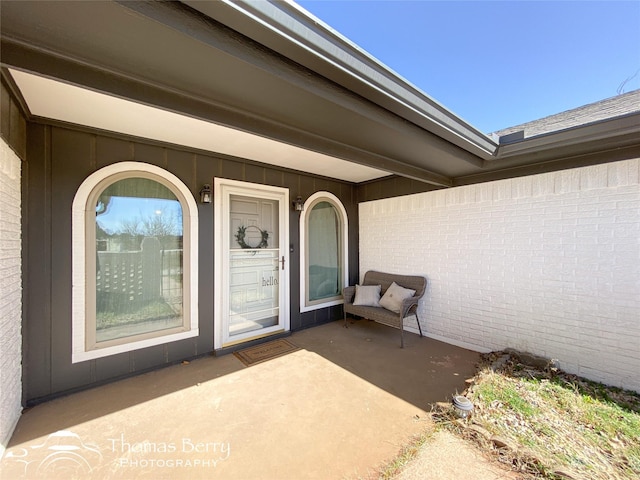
[214,179,289,349]
[228,196,280,338]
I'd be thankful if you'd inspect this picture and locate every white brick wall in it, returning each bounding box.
[360,159,640,392]
[0,139,22,457]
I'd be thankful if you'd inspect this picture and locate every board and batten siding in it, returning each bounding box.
[23,123,358,404]
[359,158,640,392]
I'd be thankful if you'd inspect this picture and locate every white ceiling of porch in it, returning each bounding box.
[11,69,391,183]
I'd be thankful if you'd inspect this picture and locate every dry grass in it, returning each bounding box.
[348,427,435,480]
[436,351,640,480]
[375,429,435,480]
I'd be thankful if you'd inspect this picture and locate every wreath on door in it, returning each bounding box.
[235,225,269,249]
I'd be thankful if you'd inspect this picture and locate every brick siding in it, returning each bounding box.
[359,158,640,392]
[0,139,22,457]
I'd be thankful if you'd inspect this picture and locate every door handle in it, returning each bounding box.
[274,256,285,271]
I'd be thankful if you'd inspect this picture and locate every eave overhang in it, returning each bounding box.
[1,0,488,187]
[453,112,640,184]
[182,0,498,159]
[493,113,640,162]
[1,0,638,187]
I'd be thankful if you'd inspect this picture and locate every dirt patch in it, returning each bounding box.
[433,351,640,480]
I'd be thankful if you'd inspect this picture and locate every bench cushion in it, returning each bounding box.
[343,270,426,348]
[379,281,415,313]
[353,284,381,307]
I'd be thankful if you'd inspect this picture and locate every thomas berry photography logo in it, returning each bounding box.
[109,433,231,469]
[3,430,102,476]
[2,430,231,476]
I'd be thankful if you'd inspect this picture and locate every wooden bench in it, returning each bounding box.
[343,270,426,347]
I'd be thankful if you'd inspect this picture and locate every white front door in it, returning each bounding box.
[214,179,289,349]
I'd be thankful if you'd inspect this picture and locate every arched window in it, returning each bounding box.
[300,192,348,312]
[72,162,198,362]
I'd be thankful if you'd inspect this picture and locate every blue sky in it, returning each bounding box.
[97,197,182,235]
[296,0,640,133]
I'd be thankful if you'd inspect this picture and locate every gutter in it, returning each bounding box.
[489,111,640,168]
[183,0,640,173]
[182,0,498,160]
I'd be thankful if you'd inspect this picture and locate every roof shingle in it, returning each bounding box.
[493,89,640,140]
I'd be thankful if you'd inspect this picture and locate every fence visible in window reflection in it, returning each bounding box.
[95,243,183,343]
[94,177,184,343]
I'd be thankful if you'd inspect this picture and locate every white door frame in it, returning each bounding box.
[213,178,290,349]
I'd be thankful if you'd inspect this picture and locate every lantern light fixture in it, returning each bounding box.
[199,184,212,204]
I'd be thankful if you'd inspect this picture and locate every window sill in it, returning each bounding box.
[72,328,199,363]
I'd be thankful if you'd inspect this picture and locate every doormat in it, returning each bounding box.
[234,339,300,367]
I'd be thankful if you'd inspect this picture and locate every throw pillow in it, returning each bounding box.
[379,282,415,313]
[353,284,381,307]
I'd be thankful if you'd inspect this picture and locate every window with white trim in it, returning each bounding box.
[72,162,198,362]
[300,192,348,312]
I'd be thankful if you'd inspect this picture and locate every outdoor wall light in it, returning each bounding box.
[293,195,304,212]
[199,184,212,204]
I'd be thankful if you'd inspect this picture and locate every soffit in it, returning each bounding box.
[9,69,388,184]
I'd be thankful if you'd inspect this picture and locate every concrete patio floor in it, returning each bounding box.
[2,320,491,479]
